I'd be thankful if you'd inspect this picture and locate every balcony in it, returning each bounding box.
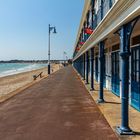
[94,0,116,31]
[74,0,140,61]
[74,0,117,57]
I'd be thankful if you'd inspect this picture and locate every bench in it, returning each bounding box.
[33,72,43,80]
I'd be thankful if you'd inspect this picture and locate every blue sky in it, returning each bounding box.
[0,0,84,60]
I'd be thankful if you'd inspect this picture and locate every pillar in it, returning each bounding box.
[90,48,94,90]
[116,24,134,135]
[86,51,89,84]
[97,41,105,103]
[83,54,86,80]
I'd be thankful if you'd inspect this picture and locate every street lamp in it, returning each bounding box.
[48,24,57,74]
[63,51,67,65]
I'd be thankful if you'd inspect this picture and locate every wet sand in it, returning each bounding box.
[0,64,62,102]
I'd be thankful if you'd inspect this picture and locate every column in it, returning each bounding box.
[83,54,86,80]
[116,24,134,135]
[90,48,94,90]
[97,41,105,103]
[86,51,89,84]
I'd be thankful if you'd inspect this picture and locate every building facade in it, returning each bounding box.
[73,0,140,135]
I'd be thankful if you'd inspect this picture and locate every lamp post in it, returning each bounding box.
[48,24,57,74]
[63,51,67,65]
[66,55,68,63]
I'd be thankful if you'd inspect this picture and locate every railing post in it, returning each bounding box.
[97,41,105,103]
[86,51,89,84]
[90,48,94,90]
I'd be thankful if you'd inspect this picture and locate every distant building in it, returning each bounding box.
[73,0,140,112]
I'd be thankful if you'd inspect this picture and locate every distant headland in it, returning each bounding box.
[0,59,71,64]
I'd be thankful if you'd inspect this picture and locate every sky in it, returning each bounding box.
[0,0,84,60]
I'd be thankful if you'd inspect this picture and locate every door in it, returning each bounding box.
[111,51,120,96]
[131,47,140,111]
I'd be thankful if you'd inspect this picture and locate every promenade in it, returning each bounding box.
[0,66,118,140]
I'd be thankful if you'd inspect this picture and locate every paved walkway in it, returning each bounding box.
[0,66,118,140]
[88,81,140,140]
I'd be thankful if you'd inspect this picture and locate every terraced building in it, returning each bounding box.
[73,0,140,135]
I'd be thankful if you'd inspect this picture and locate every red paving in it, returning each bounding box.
[0,66,118,140]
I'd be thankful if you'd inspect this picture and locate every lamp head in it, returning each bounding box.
[53,27,57,34]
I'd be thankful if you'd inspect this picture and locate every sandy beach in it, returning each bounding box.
[0,64,62,102]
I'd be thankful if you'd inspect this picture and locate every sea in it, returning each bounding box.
[0,63,48,78]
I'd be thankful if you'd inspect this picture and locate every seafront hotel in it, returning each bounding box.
[73,0,140,135]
